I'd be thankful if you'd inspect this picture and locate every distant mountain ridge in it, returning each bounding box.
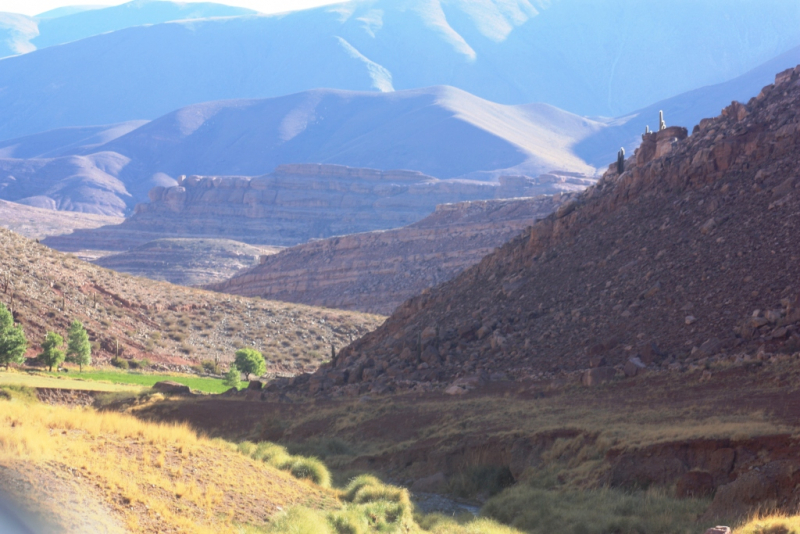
[0,0,256,60]
[0,86,602,215]
[0,0,799,141]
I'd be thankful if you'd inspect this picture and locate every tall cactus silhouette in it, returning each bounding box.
[617,147,625,174]
[659,110,666,131]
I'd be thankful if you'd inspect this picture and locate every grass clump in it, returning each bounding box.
[290,457,332,487]
[239,441,331,488]
[481,484,710,534]
[265,473,521,534]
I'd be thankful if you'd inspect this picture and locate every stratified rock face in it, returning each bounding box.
[94,238,280,287]
[207,196,566,315]
[45,164,593,251]
[306,64,800,395]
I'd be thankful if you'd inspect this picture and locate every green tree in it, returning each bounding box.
[39,332,65,372]
[0,302,27,369]
[223,364,241,389]
[234,348,266,377]
[66,320,91,372]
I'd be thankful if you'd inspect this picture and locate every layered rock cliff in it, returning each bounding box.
[207,195,566,315]
[295,65,800,395]
[45,164,593,251]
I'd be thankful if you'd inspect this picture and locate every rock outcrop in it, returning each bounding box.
[44,165,593,251]
[207,195,566,314]
[94,238,280,287]
[296,64,800,396]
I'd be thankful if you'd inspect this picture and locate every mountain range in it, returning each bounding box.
[0,0,255,59]
[1,0,799,143]
[0,86,602,215]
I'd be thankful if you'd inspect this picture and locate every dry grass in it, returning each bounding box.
[735,514,800,534]
[0,227,383,374]
[0,396,337,533]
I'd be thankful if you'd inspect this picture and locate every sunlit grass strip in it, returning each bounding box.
[0,397,334,533]
[735,513,800,534]
[42,369,230,393]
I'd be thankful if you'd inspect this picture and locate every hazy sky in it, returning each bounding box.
[1,0,344,17]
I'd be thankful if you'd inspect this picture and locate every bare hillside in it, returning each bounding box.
[0,228,382,373]
[208,195,566,315]
[305,65,800,394]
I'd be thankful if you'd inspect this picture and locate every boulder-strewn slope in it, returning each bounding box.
[95,238,280,286]
[307,65,800,394]
[0,227,382,373]
[1,0,799,140]
[209,195,565,315]
[0,199,123,239]
[45,165,591,250]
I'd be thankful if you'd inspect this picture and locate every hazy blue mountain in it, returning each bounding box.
[32,0,257,49]
[0,13,37,57]
[0,0,256,60]
[0,86,603,215]
[1,0,799,140]
[576,44,800,167]
[34,6,104,19]
[0,121,148,159]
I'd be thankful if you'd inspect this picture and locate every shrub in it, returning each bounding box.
[223,365,241,389]
[66,320,91,372]
[234,347,266,377]
[237,440,331,488]
[0,302,27,369]
[289,457,331,487]
[201,360,216,374]
[110,356,129,370]
[128,359,150,370]
[38,331,65,372]
[265,507,332,534]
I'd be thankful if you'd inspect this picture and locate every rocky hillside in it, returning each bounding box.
[0,227,382,373]
[46,165,592,250]
[94,238,280,287]
[299,65,800,395]
[0,198,122,239]
[208,195,566,315]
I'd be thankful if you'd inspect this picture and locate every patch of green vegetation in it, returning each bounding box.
[259,474,521,534]
[481,484,711,534]
[0,371,140,392]
[42,369,230,394]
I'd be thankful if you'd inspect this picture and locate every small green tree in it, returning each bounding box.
[223,364,241,389]
[39,332,65,372]
[234,348,266,377]
[0,303,27,369]
[66,320,91,372]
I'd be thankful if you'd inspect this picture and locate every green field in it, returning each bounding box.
[0,371,142,392]
[0,369,231,394]
[44,370,232,394]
